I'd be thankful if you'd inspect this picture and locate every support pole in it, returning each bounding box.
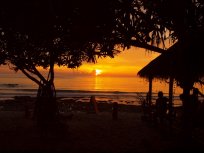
[169,77,174,117]
[148,77,153,106]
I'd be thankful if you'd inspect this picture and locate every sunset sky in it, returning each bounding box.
[0,46,160,77]
[0,46,189,93]
[0,47,165,92]
[54,47,160,77]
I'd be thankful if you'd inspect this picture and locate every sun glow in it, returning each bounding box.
[95,69,102,76]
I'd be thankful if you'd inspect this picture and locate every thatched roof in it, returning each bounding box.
[137,42,204,83]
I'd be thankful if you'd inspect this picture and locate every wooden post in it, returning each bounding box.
[169,77,174,118]
[148,77,153,106]
[169,77,174,106]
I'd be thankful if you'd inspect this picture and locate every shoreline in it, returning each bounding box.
[0,95,143,113]
[0,92,183,108]
[0,87,184,107]
[0,95,183,113]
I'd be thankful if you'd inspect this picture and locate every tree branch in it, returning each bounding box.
[20,69,41,86]
[32,66,47,83]
[129,40,166,53]
[115,38,166,53]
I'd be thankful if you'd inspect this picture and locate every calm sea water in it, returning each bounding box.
[0,75,183,106]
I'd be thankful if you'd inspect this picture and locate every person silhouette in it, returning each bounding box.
[155,91,168,124]
[89,96,99,114]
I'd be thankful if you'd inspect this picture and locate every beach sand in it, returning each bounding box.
[0,97,204,153]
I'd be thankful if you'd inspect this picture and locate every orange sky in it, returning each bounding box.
[1,46,203,94]
[55,47,160,77]
[0,46,160,77]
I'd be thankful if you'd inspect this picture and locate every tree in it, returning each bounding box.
[0,0,120,125]
[112,0,204,91]
[111,0,169,53]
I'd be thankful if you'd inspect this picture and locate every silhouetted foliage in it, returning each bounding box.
[111,0,204,89]
[0,0,120,86]
[0,0,121,121]
[140,0,204,89]
[1,0,204,86]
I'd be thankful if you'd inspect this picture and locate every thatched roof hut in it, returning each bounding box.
[138,42,204,83]
[137,41,204,105]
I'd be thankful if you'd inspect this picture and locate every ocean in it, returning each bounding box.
[0,75,184,106]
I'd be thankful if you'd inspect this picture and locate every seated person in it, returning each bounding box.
[155,91,168,123]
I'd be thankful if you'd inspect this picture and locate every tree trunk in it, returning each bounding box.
[34,80,58,130]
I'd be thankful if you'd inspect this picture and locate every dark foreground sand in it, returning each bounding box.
[0,97,204,153]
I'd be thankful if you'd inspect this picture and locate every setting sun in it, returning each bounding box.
[95,69,102,76]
